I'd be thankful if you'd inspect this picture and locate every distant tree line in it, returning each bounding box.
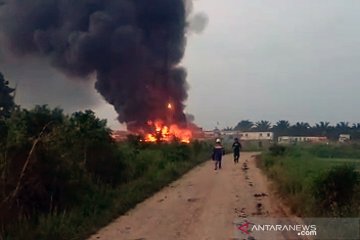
[224,120,360,140]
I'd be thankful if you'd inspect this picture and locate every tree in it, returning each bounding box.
[272,120,290,137]
[1,106,122,218]
[352,123,360,130]
[273,120,290,130]
[254,120,271,131]
[336,122,350,133]
[314,121,331,136]
[0,72,15,119]
[290,122,310,136]
[68,110,111,164]
[4,105,64,148]
[234,120,254,131]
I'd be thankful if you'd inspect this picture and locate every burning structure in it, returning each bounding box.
[0,0,205,143]
[139,102,192,143]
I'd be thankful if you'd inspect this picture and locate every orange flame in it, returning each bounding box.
[144,120,191,143]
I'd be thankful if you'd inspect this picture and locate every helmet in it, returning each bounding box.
[216,138,221,143]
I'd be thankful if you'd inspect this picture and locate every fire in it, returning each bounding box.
[144,120,192,143]
[139,102,191,143]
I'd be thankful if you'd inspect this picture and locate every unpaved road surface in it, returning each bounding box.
[88,153,296,240]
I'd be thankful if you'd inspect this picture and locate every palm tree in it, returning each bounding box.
[272,120,290,137]
[314,121,331,136]
[273,120,290,131]
[351,123,360,130]
[336,122,350,134]
[290,122,310,136]
[234,120,254,132]
[254,120,271,131]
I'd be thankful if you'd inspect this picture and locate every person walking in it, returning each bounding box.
[212,138,225,170]
[232,137,242,163]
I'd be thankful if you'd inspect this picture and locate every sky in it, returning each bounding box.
[1,0,360,130]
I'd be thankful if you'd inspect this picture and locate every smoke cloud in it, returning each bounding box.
[0,0,197,131]
[188,12,209,34]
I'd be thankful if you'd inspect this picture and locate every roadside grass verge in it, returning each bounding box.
[257,144,360,217]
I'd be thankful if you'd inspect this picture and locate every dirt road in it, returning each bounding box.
[88,153,293,240]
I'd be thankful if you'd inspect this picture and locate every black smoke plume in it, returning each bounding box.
[0,0,194,131]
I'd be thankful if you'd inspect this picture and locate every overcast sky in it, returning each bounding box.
[1,0,360,130]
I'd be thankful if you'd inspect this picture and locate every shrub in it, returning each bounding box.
[259,145,360,217]
[268,144,286,156]
[309,144,360,159]
[311,165,359,216]
[162,143,191,162]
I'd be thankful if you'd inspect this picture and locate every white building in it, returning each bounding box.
[339,134,351,143]
[220,131,274,141]
[239,132,274,141]
[278,136,328,144]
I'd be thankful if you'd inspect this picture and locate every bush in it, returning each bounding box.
[0,107,121,223]
[259,145,360,217]
[309,144,360,159]
[268,144,286,156]
[162,143,191,162]
[311,165,359,216]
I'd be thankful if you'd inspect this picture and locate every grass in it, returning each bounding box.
[258,144,360,217]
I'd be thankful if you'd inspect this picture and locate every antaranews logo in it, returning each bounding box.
[235,217,360,240]
[237,221,252,235]
[236,220,317,237]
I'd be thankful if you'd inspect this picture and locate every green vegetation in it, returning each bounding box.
[258,144,360,217]
[0,73,212,240]
[0,106,211,240]
[229,120,360,141]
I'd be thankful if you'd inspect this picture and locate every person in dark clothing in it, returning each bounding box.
[232,138,242,163]
[212,138,225,170]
